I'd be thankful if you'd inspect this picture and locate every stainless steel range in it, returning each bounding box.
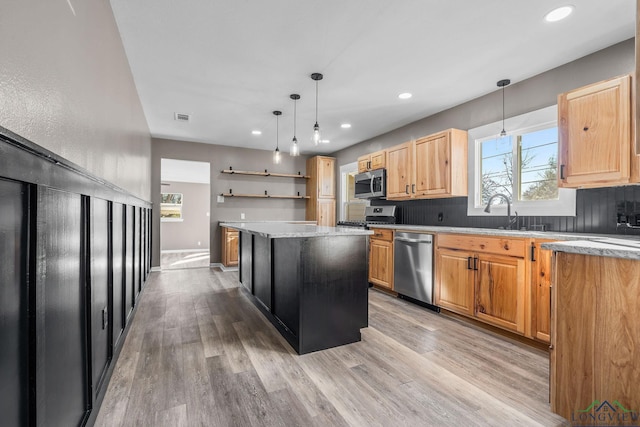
[337,205,396,229]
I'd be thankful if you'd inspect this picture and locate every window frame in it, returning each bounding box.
[467,105,576,217]
[160,192,184,222]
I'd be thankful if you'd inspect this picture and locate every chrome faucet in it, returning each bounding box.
[484,193,518,230]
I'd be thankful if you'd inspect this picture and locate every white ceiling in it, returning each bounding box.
[110,0,635,156]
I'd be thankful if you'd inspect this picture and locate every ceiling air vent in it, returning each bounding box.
[174,112,190,122]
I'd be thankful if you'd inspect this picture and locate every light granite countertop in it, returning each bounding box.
[369,224,640,260]
[220,222,373,239]
[219,220,317,224]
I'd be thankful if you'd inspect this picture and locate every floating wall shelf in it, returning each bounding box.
[221,168,310,179]
[220,191,309,200]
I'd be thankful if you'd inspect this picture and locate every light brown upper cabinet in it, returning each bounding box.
[558,74,637,188]
[306,156,336,226]
[387,129,468,200]
[357,150,387,173]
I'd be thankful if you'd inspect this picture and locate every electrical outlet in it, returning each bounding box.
[217,195,224,203]
[241,213,245,219]
[197,241,201,246]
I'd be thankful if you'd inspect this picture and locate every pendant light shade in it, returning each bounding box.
[497,79,511,137]
[290,94,300,157]
[310,73,323,146]
[273,110,282,164]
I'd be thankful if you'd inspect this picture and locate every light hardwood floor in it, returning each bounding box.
[95,268,569,427]
[160,251,210,270]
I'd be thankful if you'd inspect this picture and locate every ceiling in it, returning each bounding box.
[110,0,635,156]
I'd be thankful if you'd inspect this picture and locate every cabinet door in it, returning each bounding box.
[475,253,526,333]
[369,238,393,289]
[370,150,386,170]
[532,241,554,343]
[386,141,412,199]
[559,75,631,187]
[357,156,370,173]
[228,231,239,266]
[415,133,449,196]
[435,249,474,316]
[316,199,335,227]
[318,157,335,198]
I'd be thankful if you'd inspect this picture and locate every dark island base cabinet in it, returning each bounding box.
[239,231,368,355]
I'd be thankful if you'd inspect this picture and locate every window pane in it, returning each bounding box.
[480,136,513,205]
[519,127,558,201]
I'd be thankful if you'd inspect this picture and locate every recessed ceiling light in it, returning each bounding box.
[251,130,262,135]
[398,92,412,100]
[544,5,574,22]
[341,123,351,129]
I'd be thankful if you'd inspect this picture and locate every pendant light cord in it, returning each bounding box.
[502,85,505,131]
[276,114,279,149]
[315,80,319,123]
[294,98,297,138]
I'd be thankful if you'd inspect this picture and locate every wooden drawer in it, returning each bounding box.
[437,233,526,258]
[369,228,393,242]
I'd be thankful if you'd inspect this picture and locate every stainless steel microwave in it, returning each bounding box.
[355,169,386,199]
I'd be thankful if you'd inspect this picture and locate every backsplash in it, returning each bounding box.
[373,185,640,236]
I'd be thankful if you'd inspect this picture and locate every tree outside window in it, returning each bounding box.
[480,127,558,206]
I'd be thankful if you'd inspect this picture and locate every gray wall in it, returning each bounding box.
[0,1,151,200]
[160,181,210,251]
[331,38,635,171]
[152,138,309,266]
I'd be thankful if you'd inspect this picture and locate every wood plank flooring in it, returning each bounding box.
[94,268,569,427]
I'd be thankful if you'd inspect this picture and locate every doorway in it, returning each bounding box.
[160,158,210,270]
[339,162,368,222]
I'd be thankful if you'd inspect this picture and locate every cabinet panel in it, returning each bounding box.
[239,231,253,293]
[369,239,393,289]
[317,157,335,198]
[386,142,412,199]
[357,157,369,173]
[125,205,134,318]
[253,235,272,311]
[559,75,631,187]
[317,199,335,227]
[112,203,125,347]
[438,233,526,258]
[415,134,449,195]
[532,240,554,343]
[370,150,386,170]
[0,179,28,427]
[221,227,239,267]
[475,254,525,333]
[36,188,88,427]
[435,249,474,316]
[90,198,111,398]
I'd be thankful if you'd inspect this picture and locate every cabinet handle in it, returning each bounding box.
[368,161,371,169]
[560,164,566,180]
[412,184,415,194]
[467,257,472,270]
[531,245,536,262]
[405,185,409,194]
[473,257,478,271]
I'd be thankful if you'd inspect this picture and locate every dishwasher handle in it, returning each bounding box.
[394,237,432,244]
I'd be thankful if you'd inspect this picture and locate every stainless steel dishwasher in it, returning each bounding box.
[393,231,437,310]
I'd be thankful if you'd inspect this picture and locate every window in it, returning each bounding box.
[468,105,575,217]
[160,192,183,221]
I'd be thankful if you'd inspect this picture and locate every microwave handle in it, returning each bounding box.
[370,176,374,195]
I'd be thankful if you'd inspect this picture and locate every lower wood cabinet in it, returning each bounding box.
[221,226,239,267]
[368,228,394,290]
[531,239,554,343]
[550,252,640,421]
[435,234,527,334]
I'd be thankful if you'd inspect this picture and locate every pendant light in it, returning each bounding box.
[310,73,323,145]
[290,94,300,156]
[273,110,282,164]
[497,79,511,137]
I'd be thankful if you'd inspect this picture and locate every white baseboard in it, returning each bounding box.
[151,266,162,272]
[211,263,238,272]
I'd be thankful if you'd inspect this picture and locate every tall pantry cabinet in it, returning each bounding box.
[306,156,336,226]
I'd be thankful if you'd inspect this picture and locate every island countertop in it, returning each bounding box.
[219,222,373,238]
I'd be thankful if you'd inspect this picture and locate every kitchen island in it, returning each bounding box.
[220,222,372,354]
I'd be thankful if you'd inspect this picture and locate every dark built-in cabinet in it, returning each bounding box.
[0,127,152,426]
